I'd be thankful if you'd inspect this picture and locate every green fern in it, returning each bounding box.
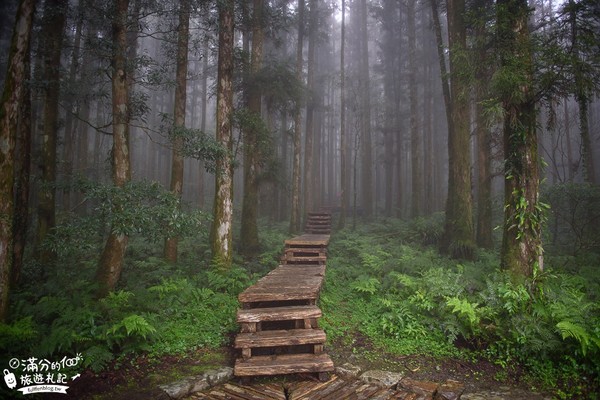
[351,277,380,296]
[446,296,480,326]
[108,314,157,339]
[556,320,594,356]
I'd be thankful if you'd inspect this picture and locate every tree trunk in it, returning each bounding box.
[13,43,32,286]
[303,0,317,221]
[95,0,131,297]
[475,0,493,249]
[442,0,475,259]
[359,0,373,218]
[210,0,235,268]
[290,0,304,234]
[408,0,422,218]
[36,0,68,267]
[0,0,35,321]
[338,0,347,228]
[498,0,543,278]
[569,0,595,183]
[240,0,264,256]
[164,0,190,263]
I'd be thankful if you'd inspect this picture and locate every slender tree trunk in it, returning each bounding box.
[199,36,209,209]
[95,0,131,297]
[430,0,452,139]
[359,0,373,218]
[303,0,317,221]
[241,0,264,256]
[338,0,347,228]
[290,0,304,234]
[13,44,32,286]
[408,0,421,217]
[210,0,235,267]
[442,0,475,259]
[36,0,68,266]
[569,0,595,183]
[564,100,574,181]
[61,7,84,212]
[498,0,543,278]
[0,0,35,321]
[164,0,190,263]
[475,0,493,249]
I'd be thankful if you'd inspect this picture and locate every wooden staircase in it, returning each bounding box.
[233,211,334,378]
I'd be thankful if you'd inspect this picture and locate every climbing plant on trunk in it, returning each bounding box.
[496,0,544,278]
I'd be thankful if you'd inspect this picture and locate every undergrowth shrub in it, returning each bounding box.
[323,221,600,396]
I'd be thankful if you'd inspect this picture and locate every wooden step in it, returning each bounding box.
[282,255,327,263]
[234,329,326,349]
[234,353,334,376]
[237,305,322,323]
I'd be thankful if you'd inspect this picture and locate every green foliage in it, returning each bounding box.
[168,125,228,173]
[322,220,600,396]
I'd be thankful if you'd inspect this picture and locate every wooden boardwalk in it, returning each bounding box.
[233,212,334,378]
[190,375,426,399]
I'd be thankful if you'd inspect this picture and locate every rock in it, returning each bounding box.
[335,363,362,379]
[435,379,465,400]
[159,377,194,399]
[206,367,233,386]
[159,367,233,398]
[188,375,210,393]
[399,378,439,398]
[359,370,404,388]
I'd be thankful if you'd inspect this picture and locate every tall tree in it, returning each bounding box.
[303,0,317,218]
[568,0,596,183]
[474,0,494,249]
[95,0,131,296]
[36,0,68,266]
[442,0,475,259]
[240,0,265,256]
[12,38,32,286]
[164,0,191,263]
[338,0,347,228]
[210,0,235,267]
[497,0,543,277]
[290,0,304,234]
[0,0,35,321]
[408,0,421,217]
[359,0,373,217]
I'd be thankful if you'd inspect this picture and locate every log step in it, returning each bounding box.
[234,353,334,376]
[237,305,322,323]
[234,329,326,348]
[282,256,327,263]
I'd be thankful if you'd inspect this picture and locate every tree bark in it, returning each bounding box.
[359,0,373,218]
[210,0,235,268]
[338,0,347,228]
[36,0,68,267]
[408,0,422,218]
[569,0,595,183]
[95,0,131,297]
[498,0,543,278]
[442,0,475,259]
[290,0,304,234]
[0,0,35,321]
[474,0,493,249]
[303,0,317,221]
[164,0,190,263]
[13,43,32,286]
[240,0,264,256]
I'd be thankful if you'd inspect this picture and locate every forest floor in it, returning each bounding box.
[43,339,554,400]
